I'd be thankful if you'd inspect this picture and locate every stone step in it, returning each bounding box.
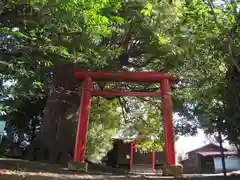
[131,164,162,174]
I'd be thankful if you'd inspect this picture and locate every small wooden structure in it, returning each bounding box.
[106,135,165,172]
[181,143,240,174]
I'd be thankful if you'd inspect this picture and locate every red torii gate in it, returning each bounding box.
[72,71,177,170]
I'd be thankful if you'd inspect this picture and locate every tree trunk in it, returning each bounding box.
[235,143,240,155]
[34,62,81,164]
[218,129,227,176]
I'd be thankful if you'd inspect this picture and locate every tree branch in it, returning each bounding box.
[206,0,240,72]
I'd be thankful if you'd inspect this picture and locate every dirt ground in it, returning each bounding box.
[0,158,239,180]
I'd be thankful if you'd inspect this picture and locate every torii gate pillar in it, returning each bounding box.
[160,79,176,165]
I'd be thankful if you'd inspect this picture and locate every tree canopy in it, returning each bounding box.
[1,0,240,163]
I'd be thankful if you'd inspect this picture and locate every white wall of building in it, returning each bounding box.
[213,156,240,172]
[0,121,6,143]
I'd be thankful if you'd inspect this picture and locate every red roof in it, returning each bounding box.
[197,151,238,156]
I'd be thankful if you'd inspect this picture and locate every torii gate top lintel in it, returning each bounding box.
[74,71,178,83]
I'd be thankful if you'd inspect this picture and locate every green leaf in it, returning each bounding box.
[159,35,169,44]
[33,81,43,88]
[10,31,27,38]
[146,3,153,10]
